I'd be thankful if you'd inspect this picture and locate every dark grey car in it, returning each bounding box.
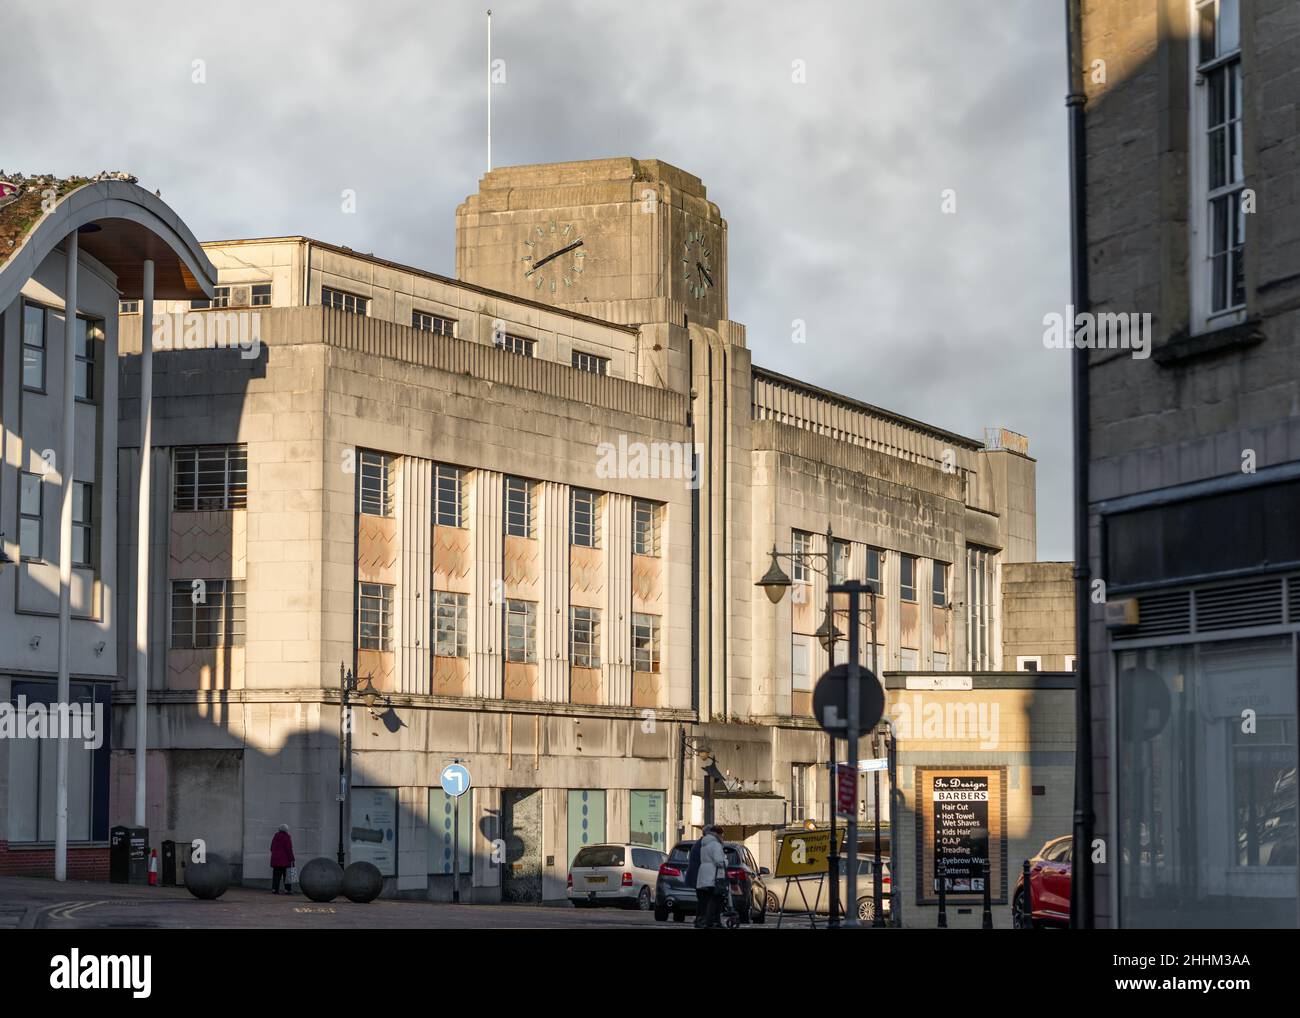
[654,839,770,923]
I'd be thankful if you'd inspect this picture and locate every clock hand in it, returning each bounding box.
[531,238,584,273]
[697,262,714,288]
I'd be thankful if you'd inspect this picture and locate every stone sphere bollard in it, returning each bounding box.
[185,853,231,900]
[342,861,383,903]
[299,857,344,902]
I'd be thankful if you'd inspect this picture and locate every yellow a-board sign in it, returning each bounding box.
[774,828,834,878]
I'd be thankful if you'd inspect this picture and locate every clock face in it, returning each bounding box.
[682,228,714,300]
[520,220,585,295]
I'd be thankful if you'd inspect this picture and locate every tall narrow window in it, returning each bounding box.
[792,634,813,694]
[791,763,812,823]
[173,446,248,510]
[932,561,948,607]
[433,591,468,658]
[1192,0,1245,326]
[831,539,851,584]
[792,530,812,583]
[74,318,100,402]
[505,599,537,663]
[72,481,93,567]
[632,613,661,673]
[357,582,393,651]
[570,606,602,668]
[19,472,42,561]
[899,554,917,602]
[570,488,600,548]
[22,303,45,391]
[504,477,534,538]
[866,548,885,594]
[633,500,661,557]
[966,545,995,670]
[434,464,467,528]
[358,452,394,517]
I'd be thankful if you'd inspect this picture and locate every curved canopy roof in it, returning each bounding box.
[0,176,217,312]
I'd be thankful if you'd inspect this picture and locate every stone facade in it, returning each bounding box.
[1081,1,1300,927]
[94,158,1070,902]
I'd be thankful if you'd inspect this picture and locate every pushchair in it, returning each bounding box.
[715,874,742,929]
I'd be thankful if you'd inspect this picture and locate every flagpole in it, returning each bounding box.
[487,9,492,172]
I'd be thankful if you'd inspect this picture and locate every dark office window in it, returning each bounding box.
[173,446,249,511]
[1107,480,1300,588]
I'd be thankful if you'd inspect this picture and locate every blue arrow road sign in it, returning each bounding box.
[440,763,471,798]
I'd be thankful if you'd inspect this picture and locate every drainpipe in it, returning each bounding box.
[1065,0,1095,930]
[135,259,155,827]
[54,231,79,882]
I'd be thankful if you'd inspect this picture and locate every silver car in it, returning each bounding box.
[568,844,667,910]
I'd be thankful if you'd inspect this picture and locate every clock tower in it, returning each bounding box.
[455,157,728,327]
[457,157,748,730]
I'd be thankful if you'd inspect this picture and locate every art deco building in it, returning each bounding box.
[7,158,1065,902]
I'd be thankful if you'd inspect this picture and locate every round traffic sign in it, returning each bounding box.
[440,763,471,798]
[813,663,885,737]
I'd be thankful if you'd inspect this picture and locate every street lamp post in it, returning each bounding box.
[337,665,384,868]
[757,524,845,924]
[681,732,722,828]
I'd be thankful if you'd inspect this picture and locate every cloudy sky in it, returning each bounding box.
[2,0,1072,558]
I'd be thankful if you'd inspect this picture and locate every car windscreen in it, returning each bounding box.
[573,846,624,867]
[668,842,695,863]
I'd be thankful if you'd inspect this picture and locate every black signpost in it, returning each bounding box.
[814,580,886,929]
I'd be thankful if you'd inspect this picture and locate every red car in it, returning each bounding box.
[1012,835,1071,928]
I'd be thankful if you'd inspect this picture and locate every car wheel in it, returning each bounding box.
[654,900,669,922]
[753,898,768,924]
[636,886,652,911]
[1012,887,1032,929]
[765,889,780,914]
[672,909,686,923]
[857,896,874,923]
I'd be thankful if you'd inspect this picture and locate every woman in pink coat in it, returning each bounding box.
[270,824,296,894]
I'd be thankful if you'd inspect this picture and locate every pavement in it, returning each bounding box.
[0,875,798,930]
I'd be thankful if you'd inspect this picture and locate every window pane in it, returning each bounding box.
[358,452,393,517]
[19,518,41,559]
[1118,638,1296,928]
[505,477,532,537]
[20,472,40,515]
[571,489,599,547]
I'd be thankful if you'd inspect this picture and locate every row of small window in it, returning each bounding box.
[360,454,662,555]
[21,302,100,400]
[321,288,611,372]
[16,474,93,564]
[792,530,948,607]
[120,285,275,315]
[359,584,662,672]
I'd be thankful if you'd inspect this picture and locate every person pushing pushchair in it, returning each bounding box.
[690,824,735,928]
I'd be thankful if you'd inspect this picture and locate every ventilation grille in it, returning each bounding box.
[1133,590,1192,638]
[1195,578,1284,632]
[1288,576,1300,624]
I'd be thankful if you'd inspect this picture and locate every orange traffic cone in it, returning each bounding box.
[148,849,159,886]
